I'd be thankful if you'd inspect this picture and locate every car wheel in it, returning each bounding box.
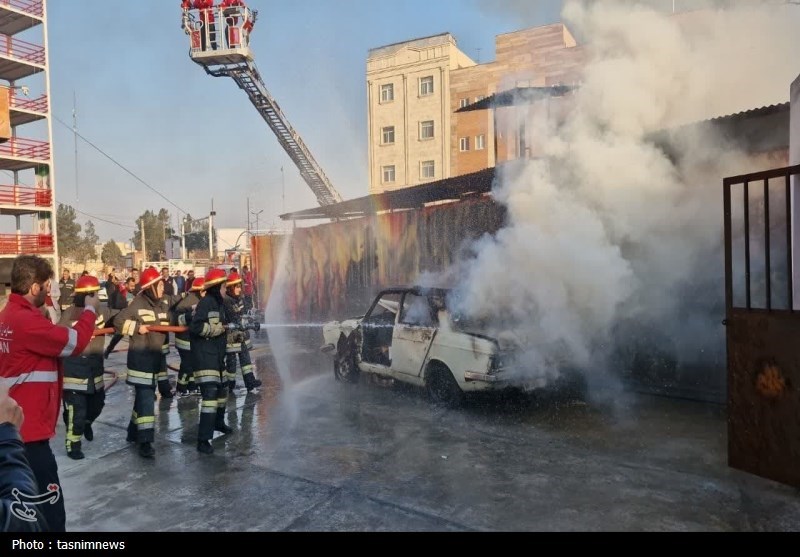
[334,334,359,384]
[426,363,464,408]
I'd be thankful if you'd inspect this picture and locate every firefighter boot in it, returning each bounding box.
[197,440,214,455]
[214,422,233,435]
[84,423,94,441]
[66,441,85,461]
[138,442,155,459]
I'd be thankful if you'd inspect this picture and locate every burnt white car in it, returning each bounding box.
[321,287,511,406]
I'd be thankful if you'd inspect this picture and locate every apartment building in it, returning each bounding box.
[366,33,476,194]
[0,0,56,285]
[367,24,585,193]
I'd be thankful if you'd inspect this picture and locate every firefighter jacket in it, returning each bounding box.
[59,306,109,394]
[0,294,97,443]
[114,294,176,387]
[189,294,228,385]
[223,294,251,353]
[0,423,43,532]
[58,278,75,309]
[172,292,200,351]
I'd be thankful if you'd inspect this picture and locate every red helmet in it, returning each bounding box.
[139,266,163,291]
[190,277,205,292]
[204,268,228,289]
[75,275,101,294]
[226,271,243,288]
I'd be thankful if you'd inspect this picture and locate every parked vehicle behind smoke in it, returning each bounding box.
[320,286,586,407]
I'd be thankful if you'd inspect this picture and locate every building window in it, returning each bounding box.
[382,126,395,145]
[419,76,434,96]
[421,160,435,180]
[459,98,469,109]
[475,134,486,150]
[420,120,434,140]
[382,165,396,184]
[459,137,470,152]
[380,83,394,103]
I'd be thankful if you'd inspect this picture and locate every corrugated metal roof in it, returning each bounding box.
[704,102,790,124]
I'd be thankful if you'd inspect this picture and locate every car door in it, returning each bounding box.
[391,292,438,378]
[359,291,402,369]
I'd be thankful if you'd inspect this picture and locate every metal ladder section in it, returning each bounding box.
[206,60,343,207]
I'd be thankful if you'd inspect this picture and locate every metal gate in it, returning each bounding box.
[724,164,800,488]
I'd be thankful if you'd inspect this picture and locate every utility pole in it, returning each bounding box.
[140,218,147,265]
[73,91,79,201]
[247,196,251,244]
[180,217,186,260]
[208,199,216,264]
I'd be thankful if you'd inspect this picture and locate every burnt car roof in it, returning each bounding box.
[381,286,451,297]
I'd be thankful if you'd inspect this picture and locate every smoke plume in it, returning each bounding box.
[449,1,800,390]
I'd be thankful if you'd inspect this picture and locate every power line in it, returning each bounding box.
[53,115,188,216]
[56,203,138,230]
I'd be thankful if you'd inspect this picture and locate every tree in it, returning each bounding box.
[132,209,173,261]
[101,240,125,268]
[56,204,82,260]
[75,220,99,263]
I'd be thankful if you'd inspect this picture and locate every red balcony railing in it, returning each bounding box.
[0,233,53,255]
[0,35,45,65]
[9,92,47,113]
[0,184,51,207]
[0,0,43,17]
[0,137,50,160]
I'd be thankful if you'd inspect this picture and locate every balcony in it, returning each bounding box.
[0,136,49,170]
[0,35,45,81]
[9,92,46,126]
[0,0,43,36]
[0,183,51,214]
[0,232,53,256]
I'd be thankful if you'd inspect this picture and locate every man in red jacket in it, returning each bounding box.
[0,256,99,532]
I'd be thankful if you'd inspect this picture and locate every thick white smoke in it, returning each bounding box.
[449,1,800,388]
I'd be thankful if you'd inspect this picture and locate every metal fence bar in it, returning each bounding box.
[787,172,794,312]
[744,180,751,310]
[724,179,733,312]
[764,178,771,310]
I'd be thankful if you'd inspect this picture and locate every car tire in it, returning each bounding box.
[426,363,464,408]
[334,334,359,384]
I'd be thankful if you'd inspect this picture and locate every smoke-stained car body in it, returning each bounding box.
[321,286,514,406]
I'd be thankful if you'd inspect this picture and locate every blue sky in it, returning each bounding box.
[41,0,567,244]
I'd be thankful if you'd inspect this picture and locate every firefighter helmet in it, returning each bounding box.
[204,268,228,289]
[139,266,163,291]
[74,275,101,294]
[226,271,243,288]
[190,277,205,292]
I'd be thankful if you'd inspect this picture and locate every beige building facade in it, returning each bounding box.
[367,24,585,193]
[367,34,476,193]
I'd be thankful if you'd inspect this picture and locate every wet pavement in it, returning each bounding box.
[53,329,800,532]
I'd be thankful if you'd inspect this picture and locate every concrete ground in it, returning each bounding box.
[53,330,800,532]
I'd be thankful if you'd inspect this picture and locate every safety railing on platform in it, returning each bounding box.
[0,0,43,17]
[0,184,51,207]
[9,92,47,113]
[0,233,53,255]
[0,137,50,160]
[0,34,45,65]
[184,5,254,55]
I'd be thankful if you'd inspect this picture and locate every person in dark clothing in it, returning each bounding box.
[174,278,205,396]
[114,267,169,458]
[161,267,175,297]
[173,271,186,296]
[59,276,109,460]
[57,269,75,312]
[185,270,196,293]
[0,387,44,532]
[104,276,133,360]
[223,271,262,392]
[189,268,234,455]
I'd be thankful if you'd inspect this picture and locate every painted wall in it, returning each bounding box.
[253,198,505,321]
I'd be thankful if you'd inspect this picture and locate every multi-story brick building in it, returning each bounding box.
[367,23,585,193]
[0,0,56,289]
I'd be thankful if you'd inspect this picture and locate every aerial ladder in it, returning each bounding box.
[182,3,343,207]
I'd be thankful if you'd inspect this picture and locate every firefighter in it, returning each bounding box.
[59,276,109,460]
[224,271,262,392]
[189,268,234,455]
[174,277,205,397]
[57,268,75,312]
[114,267,169,458]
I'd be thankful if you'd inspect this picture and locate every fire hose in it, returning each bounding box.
[93,325,188,337]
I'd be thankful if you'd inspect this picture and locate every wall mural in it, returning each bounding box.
[252,197,505,321]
